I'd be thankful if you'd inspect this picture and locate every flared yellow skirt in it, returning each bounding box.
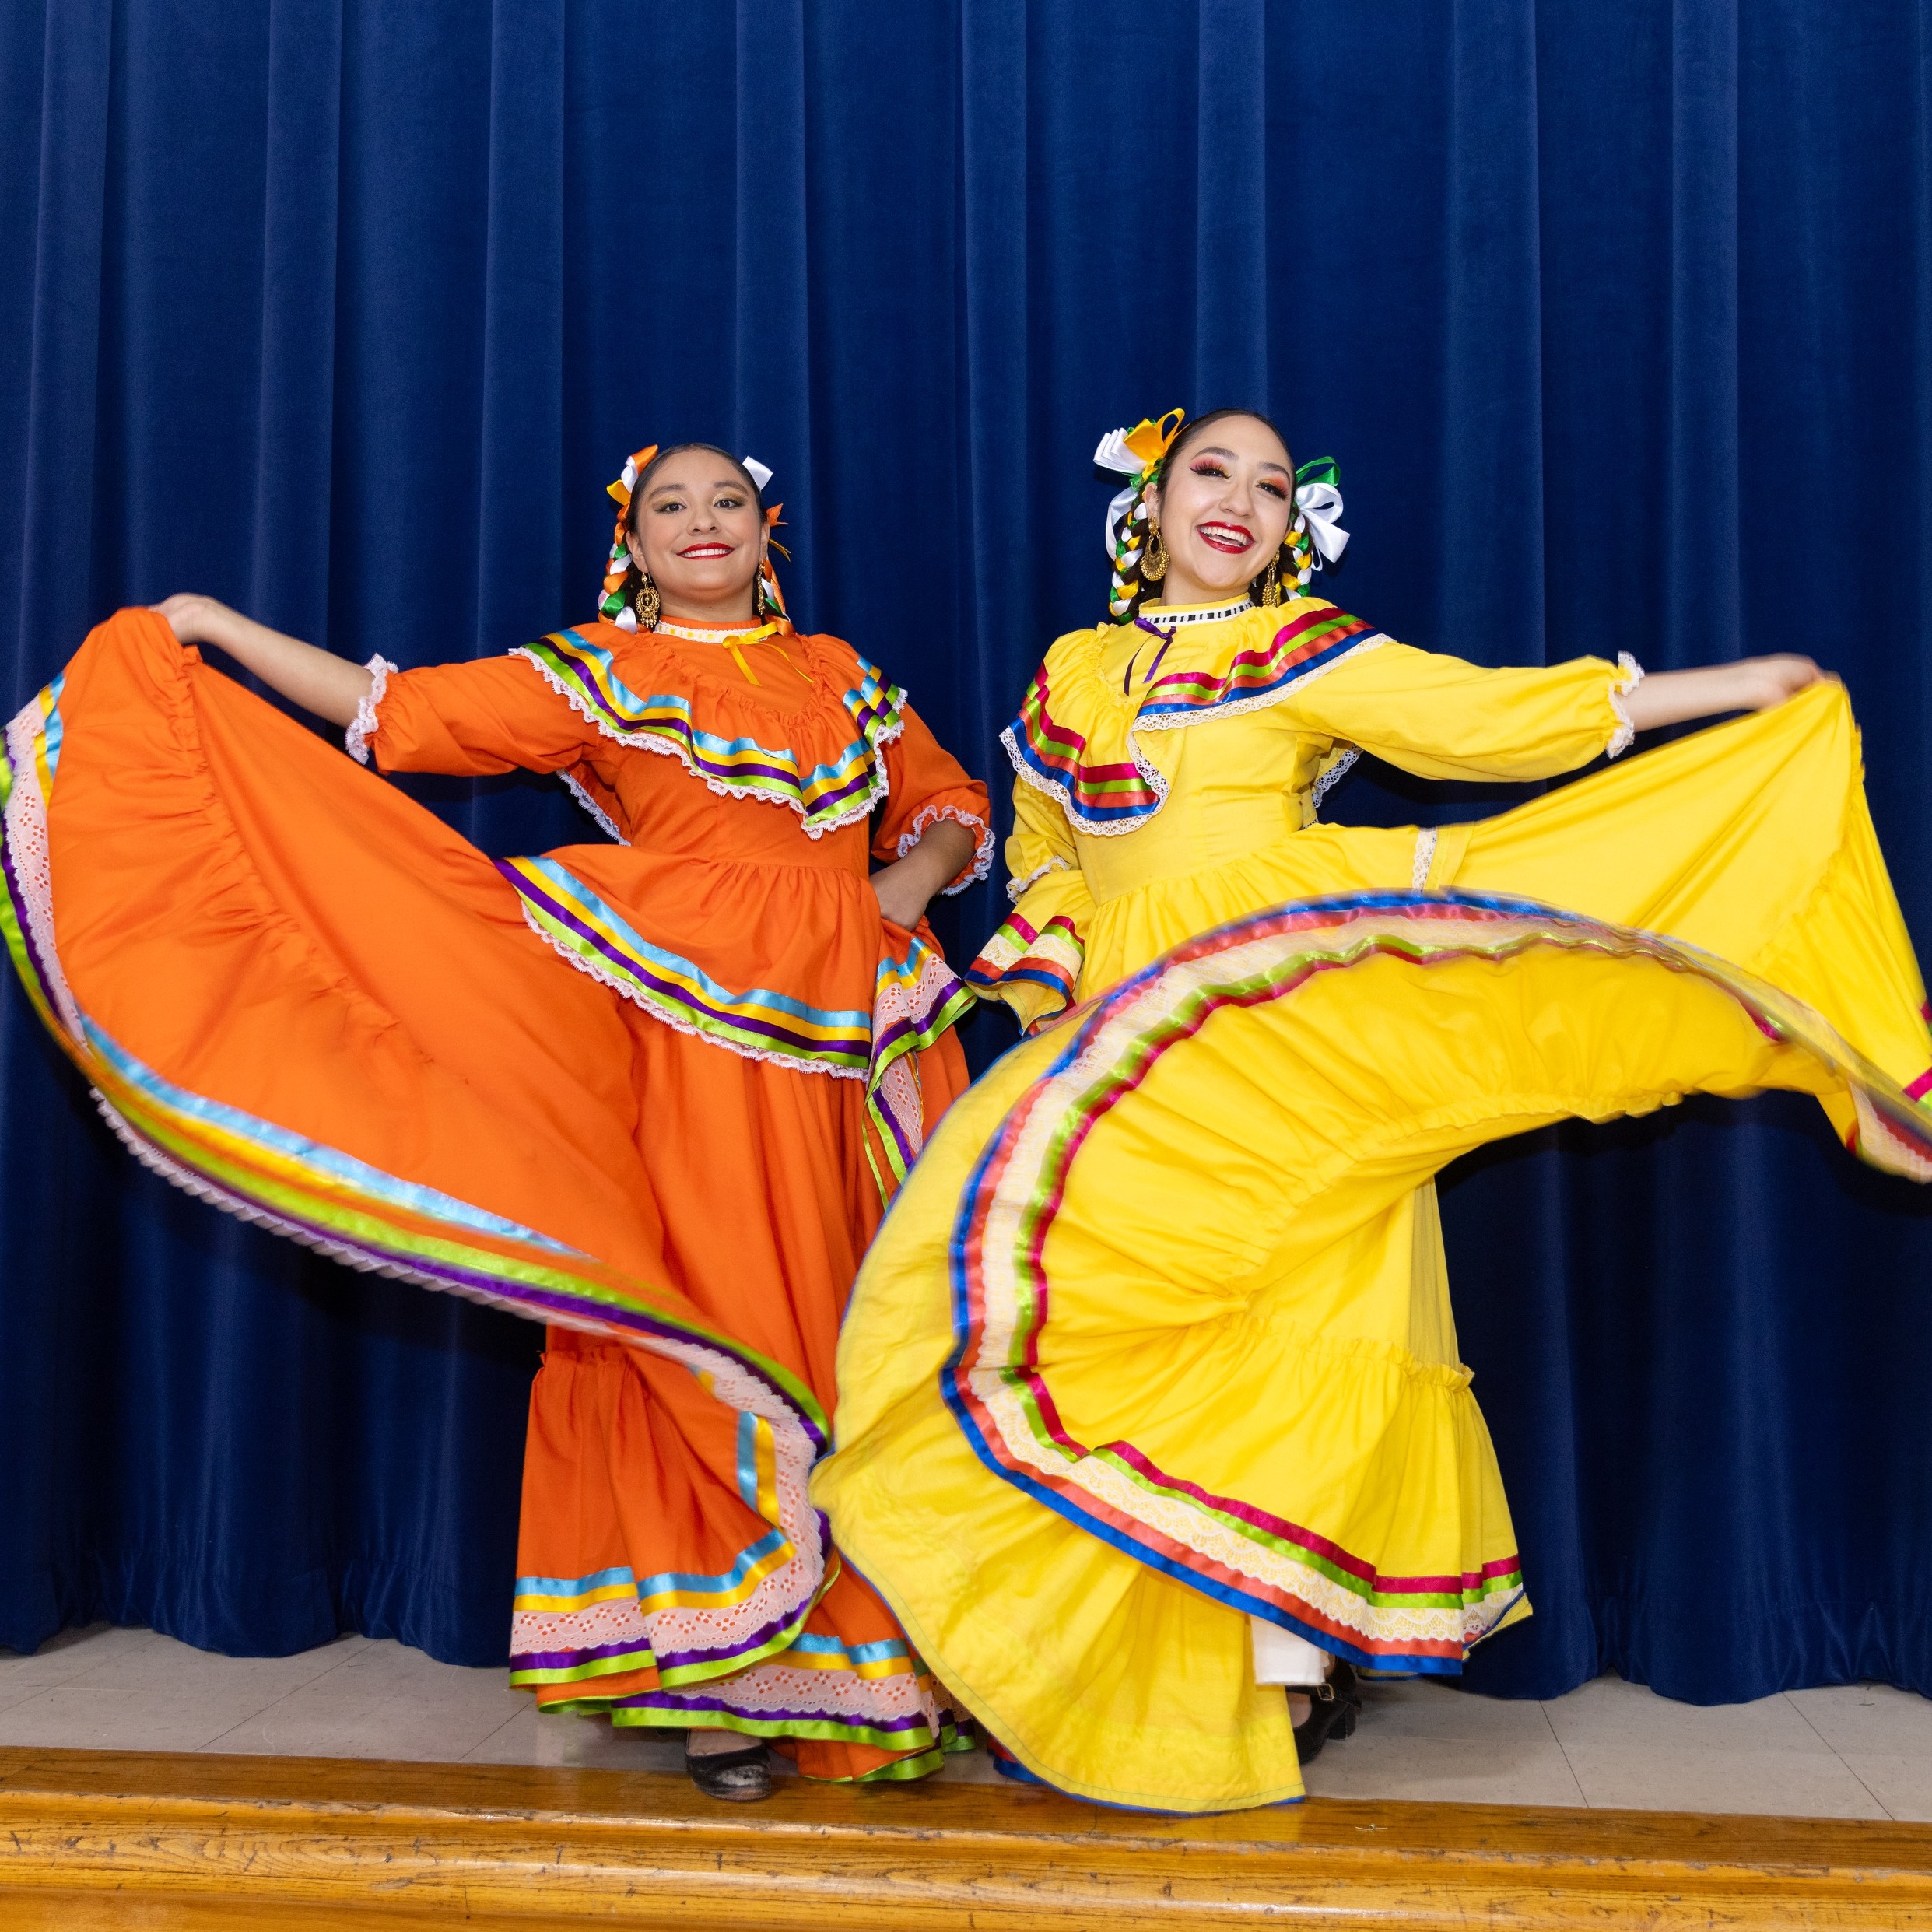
[814,684,1931,1812]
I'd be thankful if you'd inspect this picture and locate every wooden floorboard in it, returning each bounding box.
[2,1744,1930,1929]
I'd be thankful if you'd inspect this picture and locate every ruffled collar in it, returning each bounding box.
[655,615,777,642]
[1001,598,1386,836]
[513,622,906,838]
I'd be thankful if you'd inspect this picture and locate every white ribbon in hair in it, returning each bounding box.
[742,454,773,491]
[1103,486,1140,559]
[1094,429,1147,561]
[1095,420,1354,570]
[1092,428,1148,477]
[1295,480,1349,563]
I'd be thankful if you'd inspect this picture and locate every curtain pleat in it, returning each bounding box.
[959,0,1032,803]
[14,0,111,671]
[249,0,342,634]
[1193,0,1267,406]
[2,0,1929,1698]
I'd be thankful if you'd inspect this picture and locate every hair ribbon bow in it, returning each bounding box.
[1292,455,1349,566]
[1094,410,1185,559]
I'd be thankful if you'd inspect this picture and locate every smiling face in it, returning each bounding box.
[1142,413,1294,606]
[626,447,766,623]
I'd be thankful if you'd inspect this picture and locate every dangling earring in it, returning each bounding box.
[1261,553,1282,607]
[631,569,661,629]
[1143,523,1169,584]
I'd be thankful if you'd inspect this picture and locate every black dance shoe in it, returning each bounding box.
[684,1737,773,1802]
[1292,1661,1362,1765]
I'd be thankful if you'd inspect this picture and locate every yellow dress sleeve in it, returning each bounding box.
[966,776,1095,1033]
[1279,640,1642,783]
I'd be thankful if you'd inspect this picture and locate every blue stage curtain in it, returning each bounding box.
[2,1,1928,1695]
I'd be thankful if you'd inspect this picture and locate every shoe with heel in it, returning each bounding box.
[1292,1661,1361,1765]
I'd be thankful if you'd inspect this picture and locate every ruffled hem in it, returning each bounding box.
[894,803,995,893]
[515,896,864,1076]
[942,889,1932,1663]
[864,931,975,1198]
[510,631,905,839]
[1309,745,1360,815]
[1607,651,1646,759]
[0,643,843,1688]
[497,856,873,1081]
[1006,854,1070,905]
[966,908,1085,1034]
[493,854,973,1158]
[343,655,397,766]
[1001,604,1386,839]
[1001,717,1171,840]
[559,769,627,843]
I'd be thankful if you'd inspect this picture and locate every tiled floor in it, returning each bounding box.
[3,1625,1929,1819]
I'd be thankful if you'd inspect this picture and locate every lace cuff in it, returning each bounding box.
[345,656,398,766]
[1006,854,1071,905]
[1607,652,1646,760]
[896,805,995,895]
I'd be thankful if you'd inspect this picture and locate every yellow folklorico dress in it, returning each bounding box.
[812,592,1932,1813]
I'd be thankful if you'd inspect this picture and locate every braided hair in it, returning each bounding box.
[1106,408,1318,624]
[607,444,777,626]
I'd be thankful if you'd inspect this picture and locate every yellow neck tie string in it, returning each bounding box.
[715,622,782,683]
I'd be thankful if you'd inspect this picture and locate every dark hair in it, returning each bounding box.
[623,442,766,536]
[1121,407,1297,622]
[615,443,769,622]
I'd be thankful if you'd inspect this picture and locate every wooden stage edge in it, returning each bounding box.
[3,1745,1930,1930]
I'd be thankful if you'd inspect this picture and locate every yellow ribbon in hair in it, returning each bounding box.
[1120,408,1185,473]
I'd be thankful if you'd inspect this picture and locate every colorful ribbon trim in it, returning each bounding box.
[0,656,969,1752]
[0,673,847,1690]
[941,890,1932,1672]
[1001,603,1385,836]
[1134,604,1383,727]
[864,933,976,1201]
[496,854,874,1074]
[966,911,1085,1032]
[514,629,903,836]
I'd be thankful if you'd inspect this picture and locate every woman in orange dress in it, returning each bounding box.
[0,441,991,1800]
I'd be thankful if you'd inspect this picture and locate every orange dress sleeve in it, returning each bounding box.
[356,655,601,777]
[871,703,994,893]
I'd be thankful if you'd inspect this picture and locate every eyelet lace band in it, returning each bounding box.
[1411,826,1439,892]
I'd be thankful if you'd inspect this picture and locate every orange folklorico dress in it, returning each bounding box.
[0,605,991,1781]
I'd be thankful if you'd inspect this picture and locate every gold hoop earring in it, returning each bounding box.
[631,570,661,629]
[1143,524,1169,583]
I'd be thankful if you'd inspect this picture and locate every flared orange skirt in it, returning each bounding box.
[2,609,969,1779]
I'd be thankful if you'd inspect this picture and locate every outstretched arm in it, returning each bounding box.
[153,594,372,727]
[1623,654,1824,731]
[1276,621,1834,787]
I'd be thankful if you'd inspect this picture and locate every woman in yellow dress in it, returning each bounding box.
[812,408,1932,1813]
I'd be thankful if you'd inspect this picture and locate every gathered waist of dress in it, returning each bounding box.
[1077,790,1305,904]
